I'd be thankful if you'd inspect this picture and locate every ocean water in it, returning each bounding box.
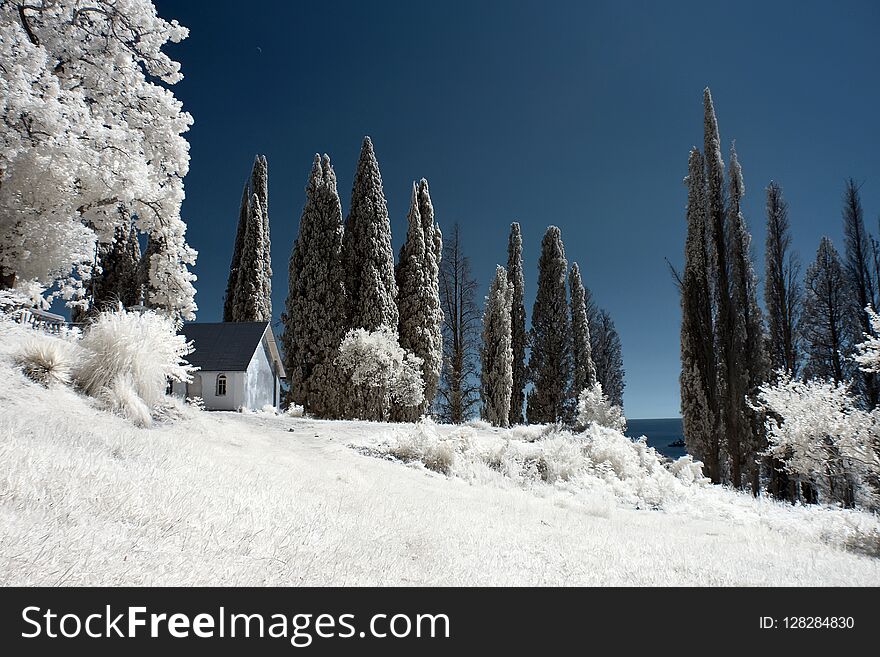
[625,418,686,460]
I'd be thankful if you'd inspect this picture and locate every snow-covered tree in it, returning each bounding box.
[841,178,879,409]
[576,382,626,433]
[679,147,721,482]
[506,222,527,426]
[342,137,398,333]
[282,154,347,418]
[395,180,443,421]
[800,237,855,384]
[756,375,877,508]
[232,195,270,322]
[336,326,424,422]
[0,0,196,320]
[527,226,571,424]
[480,265,513,427]
[437,223,480,423]
[223,184,250,322]
[569,262,596,415]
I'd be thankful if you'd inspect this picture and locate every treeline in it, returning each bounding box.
[221,137,624,426]
[679,88,880,505]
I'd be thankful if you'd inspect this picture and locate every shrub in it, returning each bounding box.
[337,326,424,412]
[75,309,194,422]
[13,334,78,387]
[576,382,626,432]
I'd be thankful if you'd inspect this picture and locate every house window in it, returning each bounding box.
[216,374,227,396]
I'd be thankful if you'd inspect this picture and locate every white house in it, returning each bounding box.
[171,322,286,411]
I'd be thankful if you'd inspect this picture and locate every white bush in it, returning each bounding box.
[285,403,305,418]
[98,373,153,427]
[369,419,708,508]
[755,374,879,508]
[576,382,626,432]
[337,326,424,408]
[13,333,78,387]
[75,309,194,421]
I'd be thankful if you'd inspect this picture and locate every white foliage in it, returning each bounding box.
[75,308,193,412]
[576,382,627,432]
[0,0,196,318]
[13,333,78,387]
[98,373,153,427]
[855,306,880,373]
[337,326,424,410]
[755,374,880,507]
[372,419,706,509]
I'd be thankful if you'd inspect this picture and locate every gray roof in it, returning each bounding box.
[180,322,275,373]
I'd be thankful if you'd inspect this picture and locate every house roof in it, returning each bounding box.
[179,322,285,378]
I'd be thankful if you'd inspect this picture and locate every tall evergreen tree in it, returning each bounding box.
[726,145,767,492]
[438,223,481,423]
[342,137,398,332]
[582,284,625,409]
[680,147,721,483]
[592,309,625,408]
[704,87,741,487]
[480,266,514,427]
[764,181,800,376]
[250,154,272,319]
[342,137,398,420]
[800,237,855,384]
[569,262,596,402]
[232,194,269,322]
[506,222,527,426]
[841,178,879,409]
[763,180,801,499]
[223,184,250,322]
[282,154,347,418]
[395,180,443,420]
[527,226,572,424]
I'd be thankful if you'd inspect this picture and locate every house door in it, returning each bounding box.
[187,374,202,399]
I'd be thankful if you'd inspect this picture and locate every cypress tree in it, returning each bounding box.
[480,265,514,427]
[223,184,250,322]
[418,179,444,413]
[342,137,398,332]
[395,180,443,420]
[507,222,527,426]
[342,137,399,420]
[282,154,347,418]
[527,226,572,424]
[233,194,268,322]
[569,262,597,404]
[726,145,767,492]
[704,87,740,486]
[680,148,721,482]
[251,154,272,319]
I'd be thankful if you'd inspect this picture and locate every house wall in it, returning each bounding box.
[245,340,278,410]
[171,371,245,411]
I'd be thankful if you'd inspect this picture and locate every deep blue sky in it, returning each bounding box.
[154,0,880,419]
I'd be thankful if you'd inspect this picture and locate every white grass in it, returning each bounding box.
[1,329,880,585]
